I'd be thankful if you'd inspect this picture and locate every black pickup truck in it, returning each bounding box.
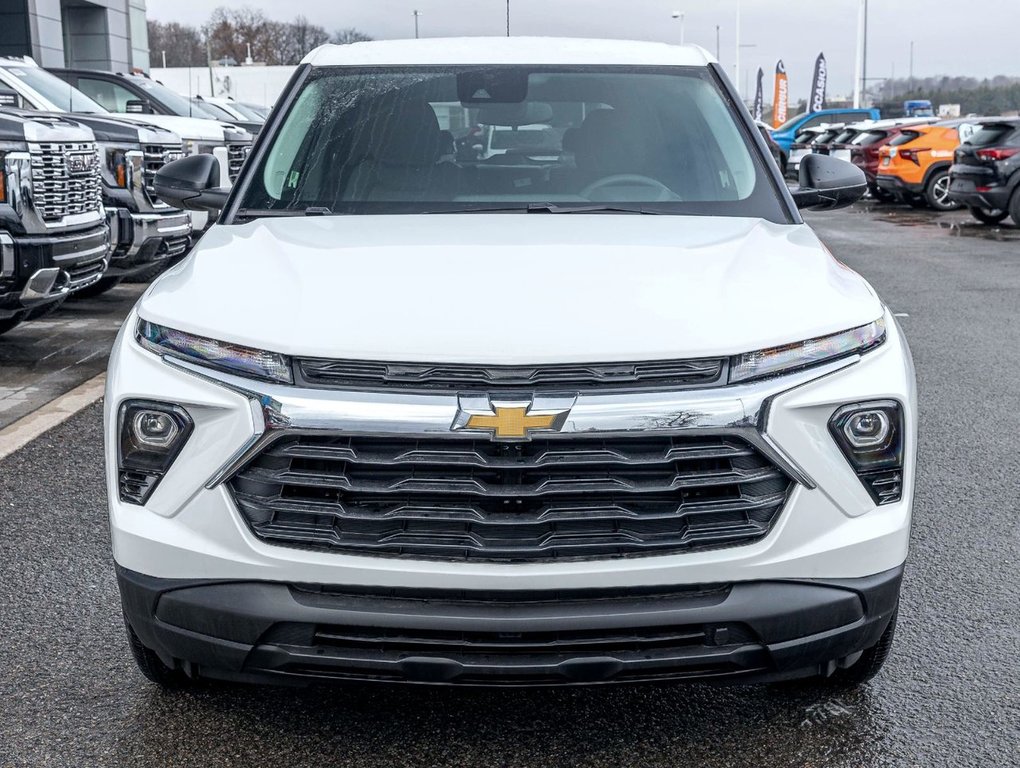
[0,110,109,335]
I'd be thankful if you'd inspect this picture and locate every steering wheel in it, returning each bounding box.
[580,174,676,202]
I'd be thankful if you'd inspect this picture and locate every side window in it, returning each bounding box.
[76,77,136,112]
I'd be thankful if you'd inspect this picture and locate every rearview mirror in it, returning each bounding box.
[125,98,154,114]
[0,88,22,108]
[153,154,230,211]
[790,154,867,211]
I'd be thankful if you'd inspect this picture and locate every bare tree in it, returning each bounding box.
[147,20,205,67]
[332,28,373,45]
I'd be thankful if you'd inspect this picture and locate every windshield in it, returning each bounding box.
[2,66,107,113]
[198,100,239,121]
[965,123,1020,147]
[229,101,266,122]
[888,131,922,147]
[236,65,786,220]
[131,78,219,118]
[852,130,886,146]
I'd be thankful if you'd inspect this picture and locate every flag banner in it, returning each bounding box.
[753,68,764,121]
[809,52,828,113]
[772,60,788,128]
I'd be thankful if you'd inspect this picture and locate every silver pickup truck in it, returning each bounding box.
[0,110,108,334]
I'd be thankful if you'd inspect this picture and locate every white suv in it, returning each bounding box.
[106,38,915,689]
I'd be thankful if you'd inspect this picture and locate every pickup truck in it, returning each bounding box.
[59,113,191,296]
[107,38,916,690]
[0,57,252,233]
[0,110,108,334]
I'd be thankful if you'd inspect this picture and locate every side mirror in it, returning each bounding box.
[790,154,867,211]
[153,154,230,211]
[125,98,154,114]
[0,88,22,108]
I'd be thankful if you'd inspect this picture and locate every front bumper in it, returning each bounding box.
[0,224,109,314]
[118,563,903,687]
[107,207,192,278]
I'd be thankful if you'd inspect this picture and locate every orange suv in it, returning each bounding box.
[876,119,973,210]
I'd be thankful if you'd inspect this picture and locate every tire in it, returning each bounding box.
[0,313,26,336]
[1009,188,1020,226]
[969,206,1009,225]
[924,169,960,211]
[905,194,928,209]
[124,262,168,284]
[125,620,192,689]
[23,297,65,321]
[830,607,898,686]
[69,276,123,300]
[870,186,894,203]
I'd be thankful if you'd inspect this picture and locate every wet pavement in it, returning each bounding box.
[0,284,143,430]
[2,204,1020,767]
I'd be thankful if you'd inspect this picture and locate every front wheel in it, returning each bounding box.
[829,608,898,686]
[125,619,192,689]
[0,313,26,337]
[924,169,961,211]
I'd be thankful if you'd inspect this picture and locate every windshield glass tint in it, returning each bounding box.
[888,131,921,147]
[852,130,886,146]
[965,124,1019,146]
[5,66,107,113]
[238,66,786,220]
[133,79,219,118]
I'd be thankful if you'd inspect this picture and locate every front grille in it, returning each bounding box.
[296,357,726,392]
[159,233,191,259]
[229,433,792,562]
[28,142,102,222]
[142,144,185,202]
[227,142,249,182]
[66,253,107,290]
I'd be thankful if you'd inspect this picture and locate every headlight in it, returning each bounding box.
[729,318,886,384]
[98,143,142,189]
[137,319,292,384]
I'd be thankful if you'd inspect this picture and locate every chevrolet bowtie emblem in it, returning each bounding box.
[453,397,574,441]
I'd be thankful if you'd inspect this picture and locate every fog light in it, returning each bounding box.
[132,410,179,447]
[118,401,193,505]
[829,400,904,505]
[842,409,891,449]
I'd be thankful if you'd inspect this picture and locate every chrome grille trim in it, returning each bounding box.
[27,142,102,223]
[227,143,249,182]
[142,144,185,203]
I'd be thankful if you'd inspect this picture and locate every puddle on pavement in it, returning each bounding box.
[850,201,1020,242]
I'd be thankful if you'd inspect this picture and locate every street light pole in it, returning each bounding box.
[715,25,720,60]
[909,40,914,91]
[506,0,510,36]
[412,10,422,39]
[671,11,686,45]
[734,0,740,88]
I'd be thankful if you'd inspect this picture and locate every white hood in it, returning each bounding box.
[139,215,883,364]
[111,113,230,142]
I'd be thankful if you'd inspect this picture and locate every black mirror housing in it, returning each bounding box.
[0,88,22,108]
[153,154,230,211]
[125,98,153,114]
[791,154,867,211]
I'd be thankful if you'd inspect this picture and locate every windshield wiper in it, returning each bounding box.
[235,207,332,219]
[425,203,663,215]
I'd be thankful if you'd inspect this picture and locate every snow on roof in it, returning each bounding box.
[303,37,714,68]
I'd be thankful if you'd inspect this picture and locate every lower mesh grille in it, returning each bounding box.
[228,433,792,562]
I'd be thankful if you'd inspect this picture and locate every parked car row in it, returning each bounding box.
[771,110,1020,225]
[0,56,264,336]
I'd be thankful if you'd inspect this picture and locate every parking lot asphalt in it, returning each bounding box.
[2,204,1019,768]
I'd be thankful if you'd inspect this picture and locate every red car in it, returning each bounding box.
[849,118,937,200]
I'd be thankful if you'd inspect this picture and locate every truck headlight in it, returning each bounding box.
[729,318,886,383]
[137,319,293,384]
[829,400,904,505]
[118,400,194,504]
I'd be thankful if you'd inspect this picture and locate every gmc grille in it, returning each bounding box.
[228,433,792,562]
[142,144,185,202]
[28,142,102,222]
[227,142,249,182]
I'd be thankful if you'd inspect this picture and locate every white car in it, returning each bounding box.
[106,38,915,689]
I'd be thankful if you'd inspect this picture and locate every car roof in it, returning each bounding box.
[302,37,715,67]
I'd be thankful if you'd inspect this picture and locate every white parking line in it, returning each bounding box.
[0,374,106,462]
[894,312,910,318]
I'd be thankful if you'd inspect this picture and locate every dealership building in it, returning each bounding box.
[0,0,149,72]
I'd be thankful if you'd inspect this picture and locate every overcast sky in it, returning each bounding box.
[147,0,1019,102]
